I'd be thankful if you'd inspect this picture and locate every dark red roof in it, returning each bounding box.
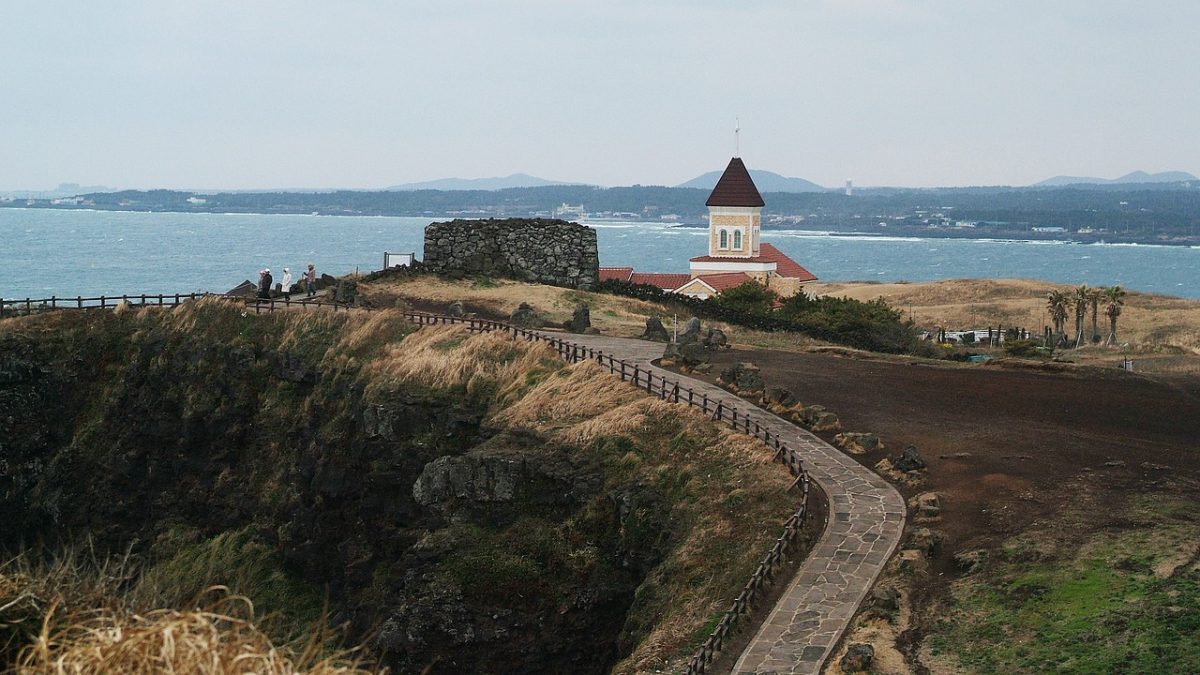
[688,243,817,282]
[629,272,692,290]
[691,272,754,292]
[598,267,634,282]
[705,157,765,207]
[759,243,818,282]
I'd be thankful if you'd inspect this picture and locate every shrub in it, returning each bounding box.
[596,279,919,354]
[710,281,777,315]
[1004,339,1052,359]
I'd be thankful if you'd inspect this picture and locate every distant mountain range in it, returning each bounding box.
[0,183,116,199]
[386,173,586,191]
[676,169,827,193]
[1033,171,1198,187]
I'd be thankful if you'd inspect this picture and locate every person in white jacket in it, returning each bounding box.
[280,268,293,300]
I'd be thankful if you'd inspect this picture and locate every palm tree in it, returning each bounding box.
[1088,287,1104,343]
[1103,285,1126,346]
[1073,285,1090,348]
[1046,290,1069,346]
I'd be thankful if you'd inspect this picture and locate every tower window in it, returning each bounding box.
[733,230,742,249]
[719,229,728,248]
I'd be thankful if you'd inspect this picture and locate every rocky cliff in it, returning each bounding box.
[0,301,793,673]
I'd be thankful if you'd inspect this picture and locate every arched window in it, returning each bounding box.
[719,229,728,248]
[733,230,743,249]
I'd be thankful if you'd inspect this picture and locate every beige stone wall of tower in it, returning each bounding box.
[767,274,805,298]
[708,207,762,257]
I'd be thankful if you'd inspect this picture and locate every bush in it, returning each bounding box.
[1004,339,1052,359]
[596,279,919,354]
[710,281,777,315]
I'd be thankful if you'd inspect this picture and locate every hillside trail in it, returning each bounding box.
[559,333,905,675]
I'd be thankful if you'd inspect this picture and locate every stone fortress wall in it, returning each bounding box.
[423,218,599,289]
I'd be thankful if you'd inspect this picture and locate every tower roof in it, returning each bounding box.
[705,157,765,207]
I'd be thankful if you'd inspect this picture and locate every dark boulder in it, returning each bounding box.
[840,643,874,673]
[509,302,542,328]
[447,300,466,317]
[563,303,591,333]
[702,328,728,349]
[893,445,926,472]
[871,587,900,612]
[641,317,670,342]
[333,279,358,304]
[719,362,765,394]
[763,385,794,407]
[677,317,702,344]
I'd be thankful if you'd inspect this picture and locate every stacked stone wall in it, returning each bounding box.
[423,218,599,289]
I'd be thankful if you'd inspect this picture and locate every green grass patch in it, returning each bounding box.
[930,496,1200,673]
[138,526,326,643]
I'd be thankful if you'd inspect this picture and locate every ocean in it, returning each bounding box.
[2,208,1199,300]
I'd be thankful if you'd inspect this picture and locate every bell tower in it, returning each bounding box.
[704,156,763,258]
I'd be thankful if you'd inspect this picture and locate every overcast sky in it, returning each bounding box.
[2,1,1197,190]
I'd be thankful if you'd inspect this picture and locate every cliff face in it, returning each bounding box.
[0,305,649,673]
[0,301,796,673]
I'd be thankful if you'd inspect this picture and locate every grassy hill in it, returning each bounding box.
[0,299,800,674]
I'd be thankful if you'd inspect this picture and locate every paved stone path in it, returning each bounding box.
[560,334,906,675]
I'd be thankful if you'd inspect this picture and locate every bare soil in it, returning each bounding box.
[679,346,1200,669]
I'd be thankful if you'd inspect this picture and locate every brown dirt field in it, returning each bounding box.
[677,347,1200,670]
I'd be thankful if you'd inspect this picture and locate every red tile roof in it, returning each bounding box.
[706,157,765,207]
[759,243,818,282]
[629,272,692,290]
[688,243,817,282]
[598,266,634,282]
[691,272,754,292]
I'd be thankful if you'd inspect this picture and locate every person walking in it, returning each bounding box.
[258,268,273,299]
[305,263,317,298]
[281,268,293,300]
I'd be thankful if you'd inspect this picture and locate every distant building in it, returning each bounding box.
[554,203,586,219]
[1032,226,1066,233]
[600,156,817,300]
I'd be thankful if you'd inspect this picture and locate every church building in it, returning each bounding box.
[599,156,816,299]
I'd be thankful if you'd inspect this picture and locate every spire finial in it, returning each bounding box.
[735,117,740,157]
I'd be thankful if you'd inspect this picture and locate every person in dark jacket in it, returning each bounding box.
[258,268,273,299]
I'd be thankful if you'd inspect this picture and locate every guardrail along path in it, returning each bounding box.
[560,335,905,675]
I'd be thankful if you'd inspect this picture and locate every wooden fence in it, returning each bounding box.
[0,292,208,313]
[0,293,359,316]
[1,293,813,673]
[396,312,813,675]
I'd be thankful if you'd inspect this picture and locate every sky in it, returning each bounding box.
[2,1,1198,190]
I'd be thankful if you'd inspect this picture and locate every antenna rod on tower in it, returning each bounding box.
[735,117,740,157]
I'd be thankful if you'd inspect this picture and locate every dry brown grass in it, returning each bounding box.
[358,276,825,352]
[17,595,372,675]
[486,354,791,673]
[363,325,563,403]
[812,278,1200,355]
[359,276,670,337]
[0,549,376,675]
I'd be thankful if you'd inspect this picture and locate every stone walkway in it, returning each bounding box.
[559,334,906,675]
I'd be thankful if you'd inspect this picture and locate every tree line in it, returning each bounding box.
[1045,285,1127,348]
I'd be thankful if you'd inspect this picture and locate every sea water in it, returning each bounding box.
[2,208,1199,300]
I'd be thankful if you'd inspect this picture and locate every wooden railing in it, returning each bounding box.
[397,312,812,675]
[0,293,357,316]
[0,292,208,313]
[1,293,812,673]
